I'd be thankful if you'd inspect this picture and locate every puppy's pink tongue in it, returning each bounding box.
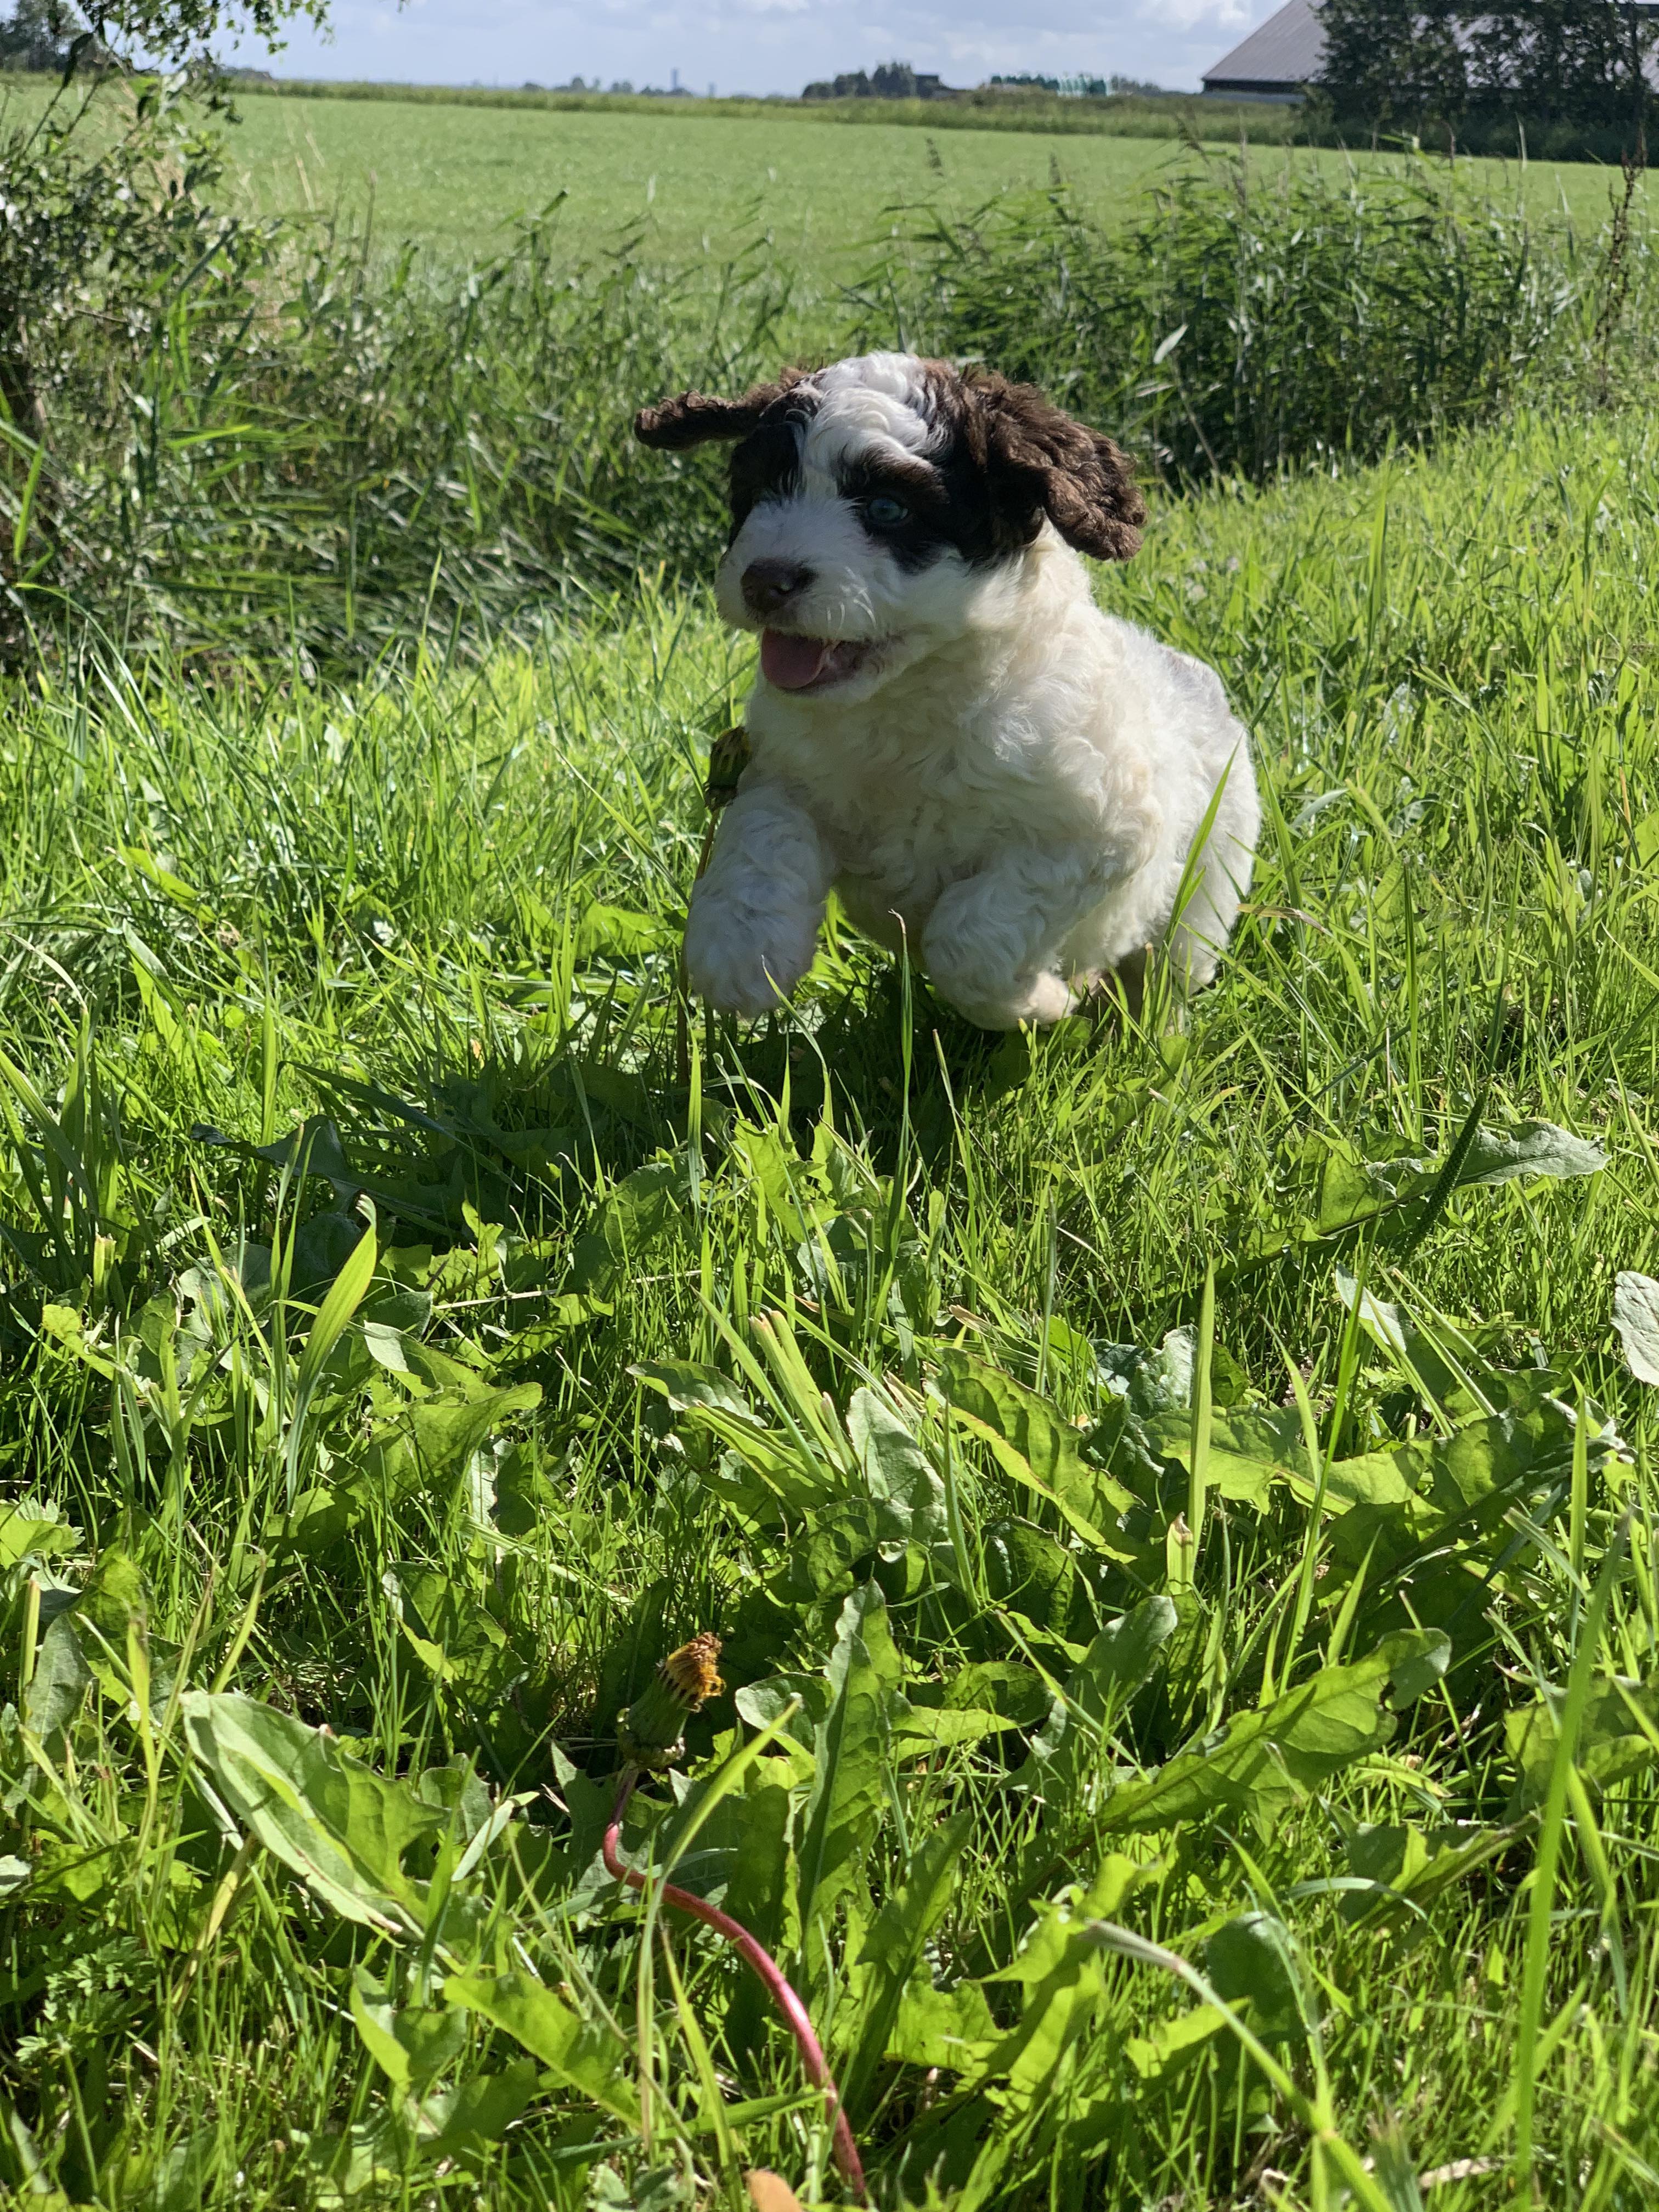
[761,630,831,691]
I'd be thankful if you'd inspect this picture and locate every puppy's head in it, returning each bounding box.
[635,353,1144,703]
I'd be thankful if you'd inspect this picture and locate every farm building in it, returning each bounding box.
[1202,0,1325,99]
[1203,0,1659,101]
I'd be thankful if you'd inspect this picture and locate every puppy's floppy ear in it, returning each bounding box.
[965,371,1146,562]
[634,368,812,450]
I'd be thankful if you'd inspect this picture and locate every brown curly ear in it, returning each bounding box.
[966,371,1145,562]
[634,368,812,450]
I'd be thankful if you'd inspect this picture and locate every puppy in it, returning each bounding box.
[635,352,1259,1030]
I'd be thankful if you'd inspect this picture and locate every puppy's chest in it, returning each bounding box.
[805,759,988,911]
[760,720,1006,898]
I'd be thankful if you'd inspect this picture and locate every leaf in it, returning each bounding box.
[362,1319,413,1374]
[292,1211,378,1403]
[0,1497,79,1567]
[1455,1121,1606,1186]
[1096,1329,1197,1416]
[980,1857,1148,2100]
[984,1517,1090,1641]
[1340,1820,1518,1923]
[569,1155,694,1297]
[1022,1598,1179,1809]
[795,1583,894,1941]
[887,1978,999,2073]
[631,1359,762,1426]
[1141,1406,1312,1509]
[1097,1631,1449,1835]
[442,1971,638,2123]
[1613,1272,1659,1385]
[1205,1913,1308,2042]
[573,902,673,962]
[350,1973,467,2096]
[847,1387,948,1555]
[421,2059,539,2148]
[1505,1678,1659,1812]
[942,1662,1050,1725]
[246,1115,360,1201]
[891,1705,1008,1753]
[841,1812,973,2109]
[23,1612,91,1745]
[935,1348,1133,1555]
[731,1120,822,1243]
[404,1383,543,1486]
[1125,2003,1226,2081]
[180,1691,443,1934]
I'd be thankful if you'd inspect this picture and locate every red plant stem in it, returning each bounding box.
[604,1771,867,2199]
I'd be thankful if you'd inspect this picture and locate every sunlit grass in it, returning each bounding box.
[3,390,1659,2205]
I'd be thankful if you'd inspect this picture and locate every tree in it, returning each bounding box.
[1317,0,1469,126]
[0,1,75,70]
[65,0,326,71]
[1319,0,1655,136]
[1461,1,1656,126]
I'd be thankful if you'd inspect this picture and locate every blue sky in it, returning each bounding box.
[225,0,1280,98]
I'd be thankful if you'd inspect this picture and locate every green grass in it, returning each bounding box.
[215,94,1655,267]
[2,71,1648,266]
[216,97,1183,267]
[4,388,1659,2207]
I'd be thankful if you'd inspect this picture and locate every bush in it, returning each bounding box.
[2,188,799,666]
[859,155,1578,486]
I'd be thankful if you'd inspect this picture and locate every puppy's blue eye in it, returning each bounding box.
[864,494,910,530]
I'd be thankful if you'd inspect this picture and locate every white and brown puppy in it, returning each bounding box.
[635,352,1258,1031]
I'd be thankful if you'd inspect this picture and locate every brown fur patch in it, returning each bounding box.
[634,368,814,450]
[953,367,1146,563]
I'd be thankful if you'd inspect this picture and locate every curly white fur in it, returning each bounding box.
[683,353,1260,1029]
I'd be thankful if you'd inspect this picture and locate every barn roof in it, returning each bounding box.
[1202,0,1325,97]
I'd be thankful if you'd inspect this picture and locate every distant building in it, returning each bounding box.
[1201,0,1324,100]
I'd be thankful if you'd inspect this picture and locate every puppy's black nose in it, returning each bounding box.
[742,559,815,617]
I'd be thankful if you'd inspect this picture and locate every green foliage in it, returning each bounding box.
[870,157,1577,486]
[1319,0,1657,140]
[0,1,74,71]
[74,0,328,71]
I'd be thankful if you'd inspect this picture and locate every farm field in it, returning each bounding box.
[219,96,1176,264]
[218,93,1655,262]
[0,73,1648,262]
[6,66,1659,2212]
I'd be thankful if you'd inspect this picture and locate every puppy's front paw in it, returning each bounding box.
[684,892,817,1018]
[928,952,1078,1030]
[1005,970,1079,1026]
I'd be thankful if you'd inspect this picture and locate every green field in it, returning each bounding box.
[6,70,1659,2212]
[222,98,1179,264]
[220,92,1650,262]
[2,73,1646,264]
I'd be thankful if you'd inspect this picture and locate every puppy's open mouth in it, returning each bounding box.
[760,630,881,693]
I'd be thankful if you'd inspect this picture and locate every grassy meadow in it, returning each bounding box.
[2,72,1649,264]
[218,98,1175,265]
[207,92,1657,263]
[6,72,1659,2212]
